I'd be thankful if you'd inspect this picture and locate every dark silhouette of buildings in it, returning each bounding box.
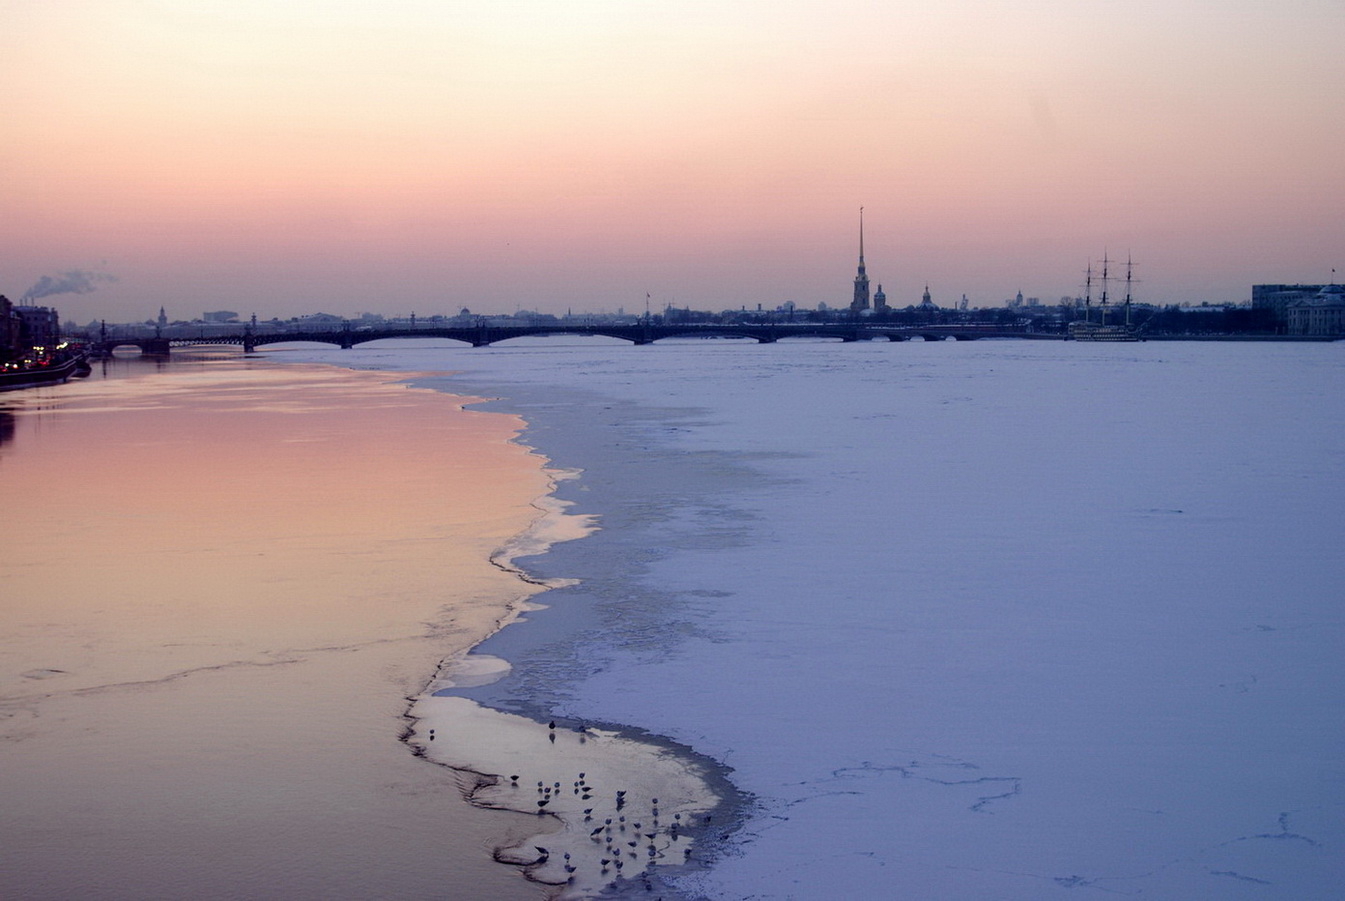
[851,208,870,313]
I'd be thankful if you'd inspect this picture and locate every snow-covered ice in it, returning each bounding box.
[280,337,1344,899]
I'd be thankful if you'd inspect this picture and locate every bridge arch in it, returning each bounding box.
[650,329,773,343]
[98,339,157,353]
[347,335,476,348]
[486,330,642,346]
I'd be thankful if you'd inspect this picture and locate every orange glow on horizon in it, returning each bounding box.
[3,0,1342,316]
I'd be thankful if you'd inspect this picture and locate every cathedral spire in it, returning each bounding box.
[851,207,871,313]
[858,206,865,272]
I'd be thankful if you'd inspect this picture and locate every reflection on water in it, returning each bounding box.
[0,353,557,900]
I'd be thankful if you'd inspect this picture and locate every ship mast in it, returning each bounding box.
[1124,255,1133,327]
[1084,264,1093,323]
[1099,253,1110,327]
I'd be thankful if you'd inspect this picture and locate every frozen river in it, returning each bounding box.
[280,336,1343,900]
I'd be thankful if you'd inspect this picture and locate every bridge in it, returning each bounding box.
[94,322,1059,355]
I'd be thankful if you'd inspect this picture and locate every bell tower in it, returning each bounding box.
[850,207,870,313]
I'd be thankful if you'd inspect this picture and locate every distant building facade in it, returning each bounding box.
[1,295,19,359]
[1253,284,1329,326]
[1286,284,1345,336]
[13,305,60,348]
[295,312,345,328]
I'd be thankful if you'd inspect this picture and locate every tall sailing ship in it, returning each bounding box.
[1069,255,1142,341]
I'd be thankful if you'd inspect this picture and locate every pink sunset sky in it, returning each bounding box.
[2,0,1341,322]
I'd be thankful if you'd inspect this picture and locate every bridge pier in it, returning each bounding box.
[141,338,171,355]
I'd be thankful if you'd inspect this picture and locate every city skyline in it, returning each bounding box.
[3,1,1342,322]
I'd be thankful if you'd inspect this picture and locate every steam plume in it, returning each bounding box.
[20,269,118,303]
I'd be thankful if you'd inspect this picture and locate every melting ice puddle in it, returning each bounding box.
[412,695,720,898]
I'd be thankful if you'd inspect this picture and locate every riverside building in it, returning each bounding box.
[1286,283,1345,336]
[1253,283,1332,326]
